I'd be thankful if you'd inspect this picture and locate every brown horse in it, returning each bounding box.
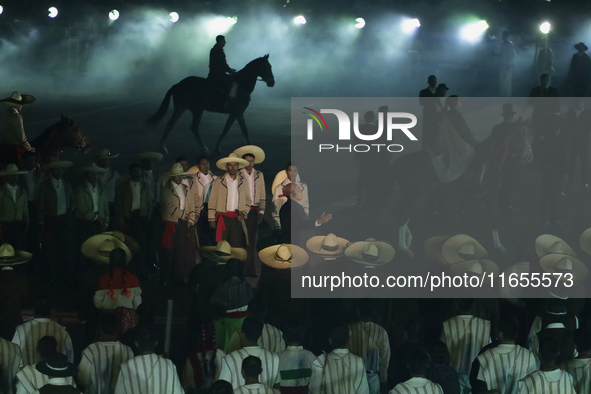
[392,119,530,257]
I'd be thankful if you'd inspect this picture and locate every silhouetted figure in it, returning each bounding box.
[567,42,591,97]
[565,98,591,188]
[528,74,560,149]
[355,111,379,207]
[536,36,555,77]
[498,31,516,97]
[419,75,438,151]
[208,35,237,109]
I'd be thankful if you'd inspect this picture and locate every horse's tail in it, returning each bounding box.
[146,87,174,132]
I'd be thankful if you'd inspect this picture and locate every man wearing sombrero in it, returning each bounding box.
[0,91,36,153]
[0,164,29,249]
[95,149,120,224]
[272,162,309,231]
[208,154,251,248]
[35,353,80,393]
[233,145,266,277]
[567,42,591,97]
[0,243,31,339]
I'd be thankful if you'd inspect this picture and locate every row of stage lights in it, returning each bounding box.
[0,6,554,38]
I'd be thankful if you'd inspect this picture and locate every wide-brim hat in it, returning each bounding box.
[162,163,194,178]
[233,145,265,164]
[424,236,451,264]
[449,259,499,276]
[259,244,309,269]
[81,234,132,264]
[36,353,76,378]
[200,240,247,263]
[345,238,395,266]
[272,170,301,193]
[579,228,591,256]
[0,164,28,176]
[216,153,249,170]
[0,91,36,107]
[134,151,163,162]
[306,233,350,256]
[575,42,588,51]
[103,231,140,254]
[501,104,516,116]
[437,83,449,91]
[42,160,73,170]
[95,149,119,159]
[0,244,33,266]
[79,163,108,173]
[441,235,489,265]
[535,235,577,258]
[540,253,588,283]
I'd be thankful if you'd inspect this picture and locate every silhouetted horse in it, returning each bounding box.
[392,120,530,257]
[0,116,91,168]
[147,54,275,155]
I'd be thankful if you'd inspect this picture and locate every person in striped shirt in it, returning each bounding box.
[277,320,315,393]
[564,330,591,394]
[0,332,22,394]
[440,298,491,393]
[347,299,390,394]
[308,325,369,394]
[389,348,443,394]
[518,336,575,394]
[227,298,286,354]
[16,337,77,394]
[12,295,74,366]
[78,313,135,394]
[234,356,280,393]
[219,318,280,390]
[114,327,183,394]
[33,353,80,394]
[476,317,538,394]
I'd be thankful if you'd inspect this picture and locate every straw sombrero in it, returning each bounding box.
[259,244,309,269]
[233,145,265,164]
[424,236,451,264]
[0,91,36,107]
[134,151,163,162]
[539,254,588,283]
[216,153,249,171]
[95,149,119,159]
[0,164,28,176]
[272,170,301,193]
[200,240,247,263]
[536,235,577,258]
[449,259,499,276]
[81,234,132,264]
[103,231,140,254]
[42,160,73,170]
[345,238,395,266]
[79,163,108,173]
[441,235,489,265]
[162,163,194,178]
[0,244,33,266]
[306,233,350,256]
[579,228,591,256]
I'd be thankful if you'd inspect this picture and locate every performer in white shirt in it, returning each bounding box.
[272,163,308,231]
[96,149,120,229]
[389,348,443,394]
[234,356,280,394]
[277,320,316,394]
[190,156,218,246]
[0,335,22,394]
[564,330,591,394]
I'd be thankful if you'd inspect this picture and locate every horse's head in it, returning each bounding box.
[58,115,92,153]
[257,54,275,87]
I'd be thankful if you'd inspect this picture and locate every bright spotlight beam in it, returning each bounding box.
[170,12,179,23]
[294,15,306,25]
[460,20,489,43]
[355,18,365,29]
[109,9,119,21]
[402,18,420,34]
[0,6,4,15]
[48,7,58,18]
[540,21,551,34]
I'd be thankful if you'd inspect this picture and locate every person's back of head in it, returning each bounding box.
[498,316,519,342]
[135,326,158,354]
[242,356,263,379]
[407,348,430,377]
[242,317,264,344]
[539,336,560,366]
[99,313,118,338]
[356,299,375,322]
[429,341,450,365]
[211,380,233,394]
[248,298,268,322]
[137,303,154,325]
[329,325,349,349]
[34,295,52,317]
[37,336,58,361]
[455,298,474,314]
[226,258,244,279]
[282,319,306,345]
[110,248,127,270]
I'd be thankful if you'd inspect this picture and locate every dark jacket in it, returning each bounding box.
[279,198,317,246]
[209,44,233,77]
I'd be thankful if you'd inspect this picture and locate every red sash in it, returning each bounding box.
[224,310,248,319]
[159,221,176,250]
[250,206,259,211]
[215,212,238,242]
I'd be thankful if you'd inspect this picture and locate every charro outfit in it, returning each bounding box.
[208,173,251,247]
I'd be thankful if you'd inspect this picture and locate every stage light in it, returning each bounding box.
[294,15,306,25]
[109,9,119,21]
[205,16,237,35]
[170,12,179,23]
[402,18,420,34]
[460,20,489,43]
[227,16,237,25]
[0,6,3,15]
[540,21,551,34]
[355,18,365,29]
[48,7,58,18]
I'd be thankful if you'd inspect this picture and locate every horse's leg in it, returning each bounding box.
[189,108,209,155]
[487,193,507,254]
[214,113,238,155]
[236,113,251,145]
[158,107,186,154]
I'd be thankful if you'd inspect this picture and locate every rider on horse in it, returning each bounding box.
[0,91,36,154]
[208,35,237,109]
